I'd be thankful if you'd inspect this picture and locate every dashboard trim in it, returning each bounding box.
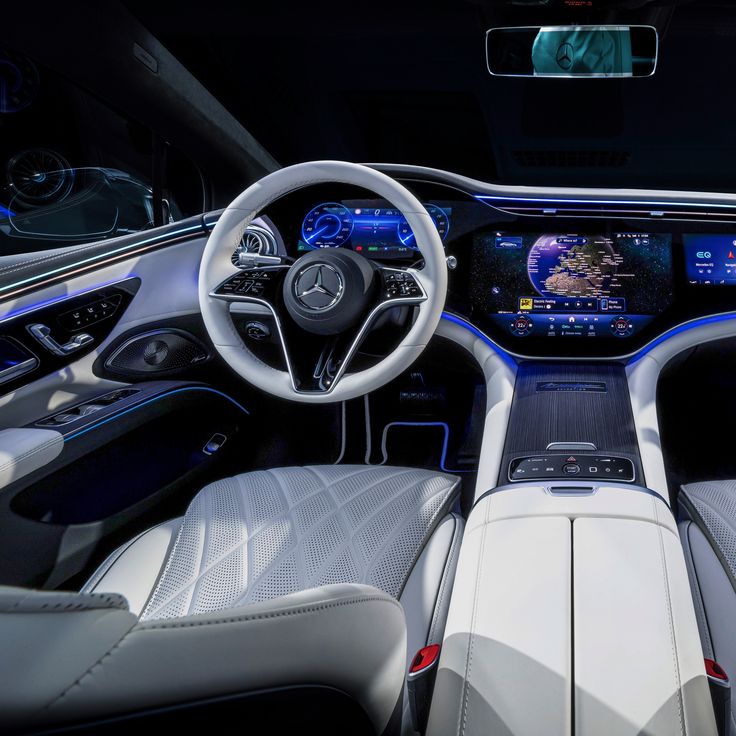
[443,310,736,364]
[0,223,204,304]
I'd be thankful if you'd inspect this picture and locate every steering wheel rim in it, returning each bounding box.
[198,160,447,403]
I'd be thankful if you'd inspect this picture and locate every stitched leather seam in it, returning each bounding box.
[653,496,685,736]
[460,496,490,735]
[140,594,402,629]
[680,522,715,660]
[428,514,462,644]
[46,594,400,709]
[0,592,127,613]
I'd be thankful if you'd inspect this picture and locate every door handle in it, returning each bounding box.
[27,323,94,356]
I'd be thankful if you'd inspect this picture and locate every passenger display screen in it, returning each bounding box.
[683,234,736,285]
[471,232,673,339]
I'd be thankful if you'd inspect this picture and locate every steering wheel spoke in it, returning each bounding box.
[279,270,427,394]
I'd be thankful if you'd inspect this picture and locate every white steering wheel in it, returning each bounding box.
[198,161,447,403]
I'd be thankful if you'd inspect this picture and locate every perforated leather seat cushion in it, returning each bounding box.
[138,465,460,620]
[681,480,736,582]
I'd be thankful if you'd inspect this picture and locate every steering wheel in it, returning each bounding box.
[198,161,447,403]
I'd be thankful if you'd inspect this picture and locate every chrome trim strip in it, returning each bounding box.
[0,224,203,302]
[0,355,38,385]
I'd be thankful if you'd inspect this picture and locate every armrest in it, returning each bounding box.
[0,428,63,490]
[428,484,717,736]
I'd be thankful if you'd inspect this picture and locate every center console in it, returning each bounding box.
[427,483,717,736]
[500,362,644,486]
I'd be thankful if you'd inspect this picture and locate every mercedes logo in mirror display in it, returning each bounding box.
[556,42,574,70]
[294,263,344,311]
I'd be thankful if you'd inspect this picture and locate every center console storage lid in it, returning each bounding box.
[428,484,717,736]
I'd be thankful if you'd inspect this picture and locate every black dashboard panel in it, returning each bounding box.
[258,178,736,359]
[445,217,736,358]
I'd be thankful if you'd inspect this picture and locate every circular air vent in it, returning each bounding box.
[231,225,278,266]
[6,148,74,206]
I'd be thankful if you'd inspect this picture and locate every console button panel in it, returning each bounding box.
[509,454,635,483]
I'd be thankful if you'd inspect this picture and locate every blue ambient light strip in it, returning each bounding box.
[65,387,250,441]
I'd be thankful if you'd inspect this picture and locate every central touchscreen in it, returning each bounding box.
[471,232,673,339]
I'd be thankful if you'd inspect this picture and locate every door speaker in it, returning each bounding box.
[105,329,209,376]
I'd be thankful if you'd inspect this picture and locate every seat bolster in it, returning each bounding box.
[0,587,137,733]
[40,583,406,734]
[399,513,464,734]
[82,517,183,616]
[680,520,736,734]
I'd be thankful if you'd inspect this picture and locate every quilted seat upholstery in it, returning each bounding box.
[87,465,460,620]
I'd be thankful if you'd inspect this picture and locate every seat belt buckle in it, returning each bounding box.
[705,659,731,736]
[407,644,441,734]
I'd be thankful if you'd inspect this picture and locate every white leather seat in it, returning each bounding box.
[679,480,736,735]
[1,465,462,735]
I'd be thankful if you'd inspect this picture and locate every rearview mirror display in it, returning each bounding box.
[486,25,658,78]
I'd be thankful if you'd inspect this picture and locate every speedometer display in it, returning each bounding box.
[398,204,450,247]
[299,201,451,258]
[301,203,354,248]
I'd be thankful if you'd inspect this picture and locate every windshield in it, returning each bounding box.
[124,0,734,193]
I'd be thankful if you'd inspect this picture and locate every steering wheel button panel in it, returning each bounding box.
[381,269,425,301]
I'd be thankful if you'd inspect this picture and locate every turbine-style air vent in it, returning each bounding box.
[231,225,278,266]
[6,148,74,205]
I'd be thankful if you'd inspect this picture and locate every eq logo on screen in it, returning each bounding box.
[696,251,712,259]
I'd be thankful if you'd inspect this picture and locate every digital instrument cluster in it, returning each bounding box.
[299,202,449,259]
[470,232,674,341]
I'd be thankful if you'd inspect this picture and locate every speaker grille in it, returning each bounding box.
[106,331,208,375]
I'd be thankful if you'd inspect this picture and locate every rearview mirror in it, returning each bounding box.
[485,25,658,78]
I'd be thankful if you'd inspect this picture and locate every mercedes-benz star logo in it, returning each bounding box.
[294,263,344,311]
[556,42,574,71]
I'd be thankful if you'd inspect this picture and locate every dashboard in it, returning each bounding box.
[256,178,736,360]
